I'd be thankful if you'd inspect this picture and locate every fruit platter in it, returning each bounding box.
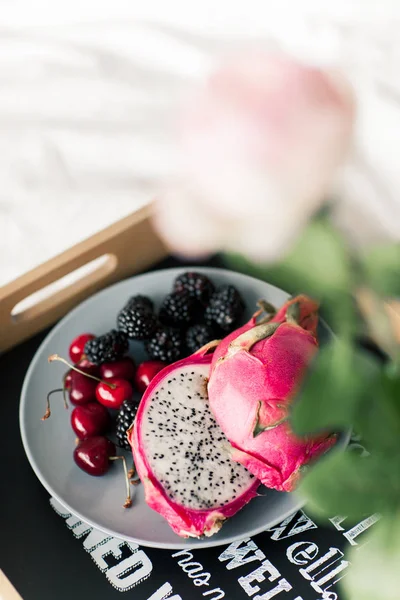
[20,267,339,549]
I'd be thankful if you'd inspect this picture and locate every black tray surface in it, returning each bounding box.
[1,256,374,599]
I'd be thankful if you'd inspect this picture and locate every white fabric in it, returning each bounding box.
[1,1,400,285]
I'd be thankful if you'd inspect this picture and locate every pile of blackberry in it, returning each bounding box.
[100,271,245,363]
[86,271,245,374]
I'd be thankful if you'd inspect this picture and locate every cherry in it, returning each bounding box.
[49,354,131,410]
[74,436,116,476]
[78,358,98,370]
[96,378,132,410]
[69,369,98,405]
[71,402,110,440]
[135,360,165,393]
[69,333,95,363]
[73,436,133,507]
[64,363,99,396]
[64,370,73,390]
[100,357,136,382]
[43,365,97,420]
[49,355,101,406]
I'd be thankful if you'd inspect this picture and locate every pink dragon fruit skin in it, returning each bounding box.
[208,295,336,492]
[128,343,260,538]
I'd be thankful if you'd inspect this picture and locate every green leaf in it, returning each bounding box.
[291,339,380,435]
[362,243,400,297]
[300,450,400,519]
[355,369,400,454]
[344,515,400,600]
[278,219,351,294]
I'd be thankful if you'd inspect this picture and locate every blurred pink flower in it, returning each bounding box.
[154,51,355,261]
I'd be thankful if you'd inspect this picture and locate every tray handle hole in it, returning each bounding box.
[11,254,117,323]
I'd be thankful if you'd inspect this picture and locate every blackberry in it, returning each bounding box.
[115,399,138,450]
[204,285,245,332]
[125,294,154,313]
[84,330,128,365]
[173,272,215,306]
[186,324,216,354]
[145,327,183,363]
[159,291,196,327]
[117,305,157,340]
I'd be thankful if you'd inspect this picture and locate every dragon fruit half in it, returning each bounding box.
[128,342,260,538]
[208,295,337,492]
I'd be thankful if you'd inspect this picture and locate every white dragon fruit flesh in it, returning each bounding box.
[128,343,260,538]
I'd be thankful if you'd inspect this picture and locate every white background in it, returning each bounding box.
[1,1,400,286]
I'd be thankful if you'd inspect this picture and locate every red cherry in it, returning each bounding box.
[73,437,133,506]
[78,358,98,370]
[48,354,130,410]
[71,402,111,440]
[135,360,165,393]
[95,378,132,409]
[69,333,95,363]
[48,355,128,408]
[73,436,116,476]
[100,357,136,382]
[43,361,99,420]
[69,369,98,405]
[64,370,73,390]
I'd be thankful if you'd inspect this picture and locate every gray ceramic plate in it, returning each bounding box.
[20,267,332,549]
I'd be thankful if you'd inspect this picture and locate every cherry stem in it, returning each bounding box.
[109,456,133,508]
[128,463,140,485]
[42,388,66,421]
[48,354,116,389]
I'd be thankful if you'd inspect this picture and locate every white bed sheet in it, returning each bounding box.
[1,1,399,286]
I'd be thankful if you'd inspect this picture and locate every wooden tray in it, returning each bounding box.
[2,204,390,600]
[0,204,168,353]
